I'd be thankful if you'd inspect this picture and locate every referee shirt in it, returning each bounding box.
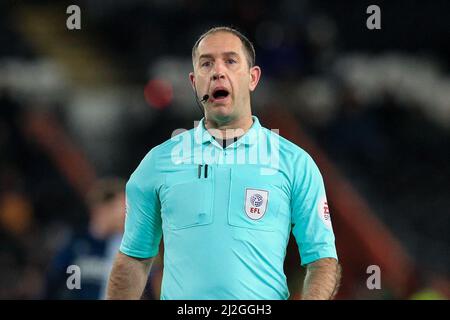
[120,116,338,299]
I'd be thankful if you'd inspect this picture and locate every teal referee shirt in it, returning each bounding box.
[120,116,338,299]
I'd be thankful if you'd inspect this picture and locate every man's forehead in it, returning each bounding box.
[196,32,244,57]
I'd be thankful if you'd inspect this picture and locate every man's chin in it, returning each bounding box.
[206,112,237,126]
[207,105,234,119]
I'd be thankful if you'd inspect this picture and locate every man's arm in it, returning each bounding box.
[106,252,154,299]
[301,257,342,300]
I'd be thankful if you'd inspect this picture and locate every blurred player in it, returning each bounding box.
[44,178,162,299]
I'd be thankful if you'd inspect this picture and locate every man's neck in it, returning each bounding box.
[205,115,253,140]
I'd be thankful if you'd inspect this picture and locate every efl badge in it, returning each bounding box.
[245,189,268,220]
[318,196,332,229]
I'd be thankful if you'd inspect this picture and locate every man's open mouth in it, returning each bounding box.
[212,88,230,100]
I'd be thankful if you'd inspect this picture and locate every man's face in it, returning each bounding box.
[190,32,261,123]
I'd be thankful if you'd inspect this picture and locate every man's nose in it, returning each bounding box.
[211,63,226,81]
[211,71,226,81]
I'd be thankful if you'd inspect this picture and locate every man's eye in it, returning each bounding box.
[201,61,211,67]
[226,59,237,64]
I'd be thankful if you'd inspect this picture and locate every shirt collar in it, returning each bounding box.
[194,116,262,147]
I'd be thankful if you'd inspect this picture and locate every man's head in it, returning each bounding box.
[87,178,126,240]
[189,27,261,125]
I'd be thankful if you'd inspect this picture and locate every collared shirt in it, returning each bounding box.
[120,116,338,299]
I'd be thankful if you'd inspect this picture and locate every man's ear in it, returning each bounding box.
[189,72,196,91]
[249,66,261,92]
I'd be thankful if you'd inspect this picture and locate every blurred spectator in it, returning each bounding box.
[0,190,43,299]
[322,86,390,171]
[44,178,126,299]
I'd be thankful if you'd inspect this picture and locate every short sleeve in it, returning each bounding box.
[291,153,338,266]
[119,149,163,258]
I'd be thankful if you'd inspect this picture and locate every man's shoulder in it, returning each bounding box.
[128,127,196,186]
[259,125,312,160]
[142,127,196,161]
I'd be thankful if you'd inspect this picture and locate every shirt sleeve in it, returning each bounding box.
[120,149,163,259]
[291,153,338,266]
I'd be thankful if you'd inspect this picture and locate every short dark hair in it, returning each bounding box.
[86,177,125,208]
[192,26,256,68]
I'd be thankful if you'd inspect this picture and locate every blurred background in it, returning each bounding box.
[0,0,449,299]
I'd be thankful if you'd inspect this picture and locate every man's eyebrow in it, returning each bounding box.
[222,51,240,57]
[198,51,240,60]
[198,54,214,60]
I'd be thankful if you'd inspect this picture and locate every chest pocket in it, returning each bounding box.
[228,166,283,231]
[161,168,213,230]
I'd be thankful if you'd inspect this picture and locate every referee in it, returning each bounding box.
[107,26,341,300]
